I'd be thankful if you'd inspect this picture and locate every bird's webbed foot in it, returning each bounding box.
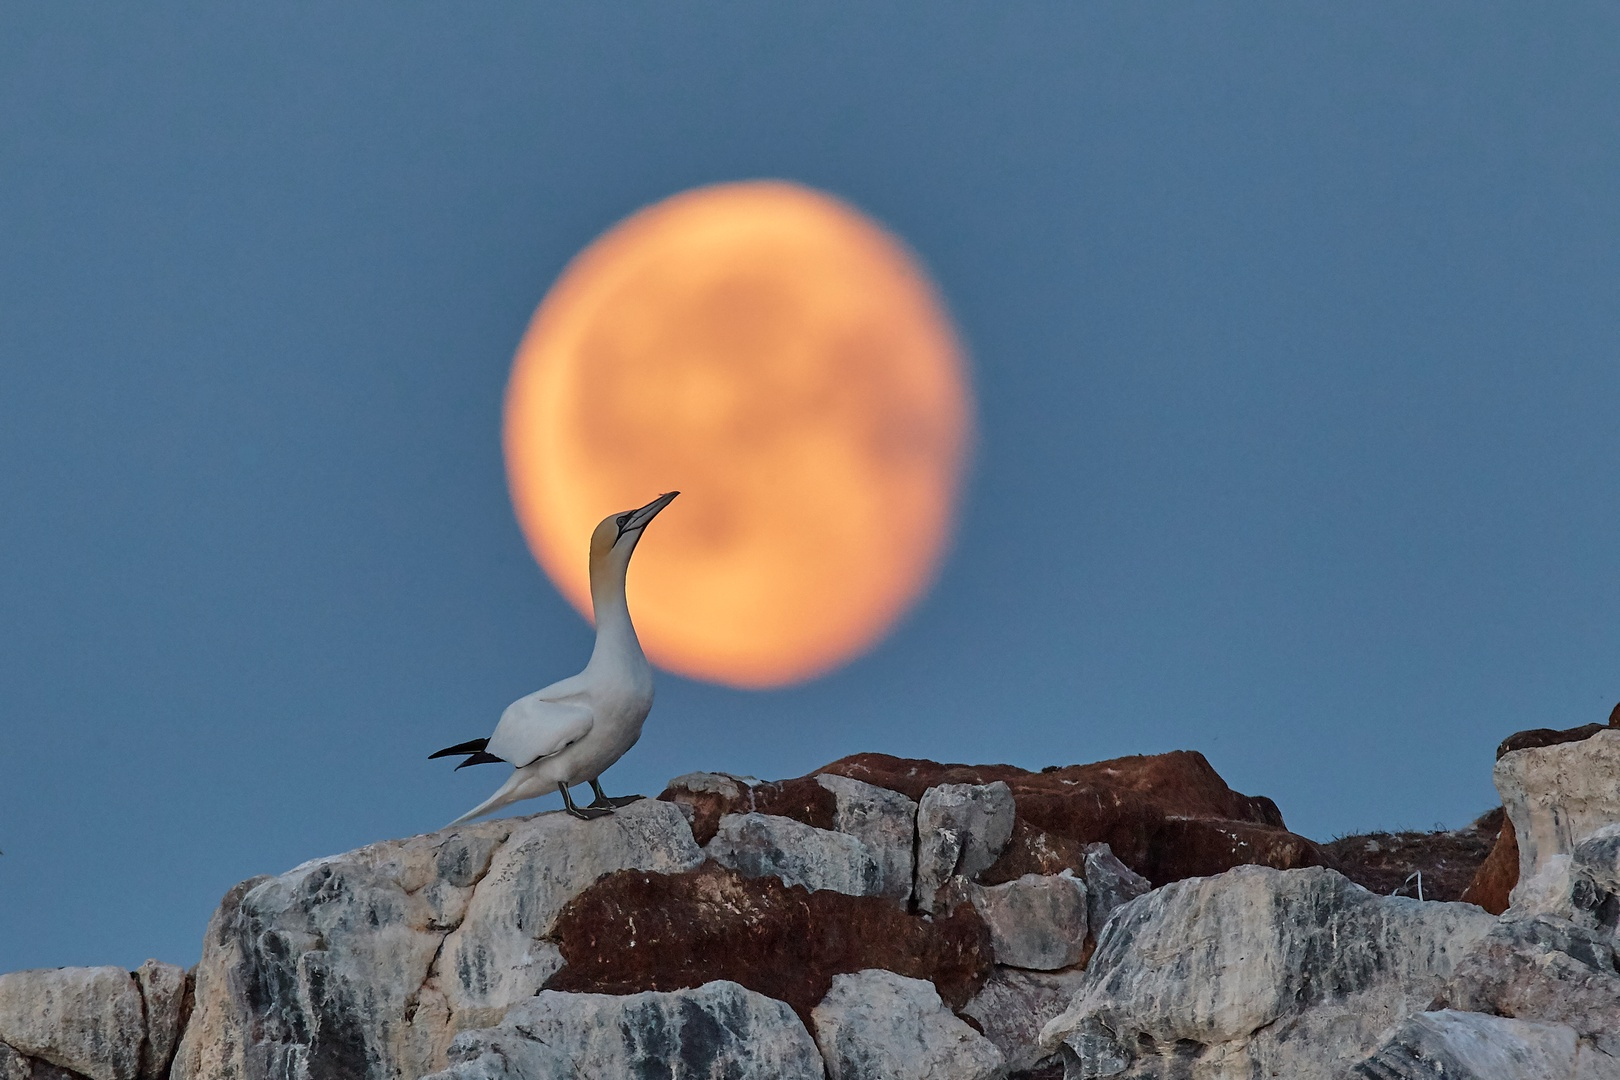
[588,780,644,810]
[559,782,615,820]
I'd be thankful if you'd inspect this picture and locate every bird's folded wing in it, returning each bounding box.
[486,698,593,768]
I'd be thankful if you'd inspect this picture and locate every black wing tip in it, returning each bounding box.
[429,737,489,760]
[454,751,506,771]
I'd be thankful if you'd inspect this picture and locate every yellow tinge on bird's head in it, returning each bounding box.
[589,491,680,566]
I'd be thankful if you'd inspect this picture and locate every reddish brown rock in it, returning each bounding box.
[658,774,835,846]
[1460,813,1519,915]
[1497,724,1608,759]
[820,750,1324,886]
[1324,807,1503,905]
[547,863,992,1024]
[979,820,1089,886]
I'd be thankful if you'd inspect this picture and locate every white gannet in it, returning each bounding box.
[432,490,678,824]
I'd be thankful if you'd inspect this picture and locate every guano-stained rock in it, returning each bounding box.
[915,783,1016,914]
[1041,865,1496,1078]
[812,969,1006,1080]
[425,982,824,1080]
[0,966,146,1080]
[706,812,885,897]
[172,799,702,1080]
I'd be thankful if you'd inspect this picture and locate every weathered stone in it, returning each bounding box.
[816,773,918,902]
[952,872,1087,971]
[1446,914,1620,1057]
[496,982,824,1080]
[172,799,702,1080]
[962,967,1087,1075]
[1498,730,1620,908]
[1040,865,1496,1078]
[812,969,1005,1080]
[0,967,144,1080]
[1351,1010,1584,1079]
[916,782,1016,913]
[706,812,884,896]
[0,1043,86,1080]
[548,862,992,1023]
[1081,843,1150,937]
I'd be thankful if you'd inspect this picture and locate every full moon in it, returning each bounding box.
[504,180,971,688]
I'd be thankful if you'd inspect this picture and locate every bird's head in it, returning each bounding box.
[589,491,680,569]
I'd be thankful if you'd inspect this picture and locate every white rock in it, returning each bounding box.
[812,969,1005,1080]
[490,981,824,1080]
[0,966,145,1080]
[962,966,1088,1074]
[1352,1009,1583,1079]
[954,872,1087,971]
[1082,843,1151,934]
[1499,730,1620,908]
[817,773,918,902]
[915,782,1016,914]
[1041,865,1495,1078]
[706,812,884,896]
[172,799,703,1080]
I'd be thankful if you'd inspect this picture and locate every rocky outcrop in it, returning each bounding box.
[171,799,702,1080]
[423,982,825,1080]
[0,962,188,1080]
[811,969,1005,1080]
[12,729,1620,1080]
[1040,865,1497,1077]
[546,862,991,1022]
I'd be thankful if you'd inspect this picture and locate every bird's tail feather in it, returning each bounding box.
[444,775,522,829]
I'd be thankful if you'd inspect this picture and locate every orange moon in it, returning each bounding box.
[503,180,971,688]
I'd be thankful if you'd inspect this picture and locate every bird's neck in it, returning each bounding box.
[588,556,645,667]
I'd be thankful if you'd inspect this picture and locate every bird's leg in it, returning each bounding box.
[587,778,644,809]
[559,781,612,820]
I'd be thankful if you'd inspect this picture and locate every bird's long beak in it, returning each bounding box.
[618,491,679,541]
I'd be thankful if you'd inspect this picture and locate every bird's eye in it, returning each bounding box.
[616,514,630,528]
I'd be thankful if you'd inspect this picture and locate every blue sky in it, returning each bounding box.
[3,5,1617,972]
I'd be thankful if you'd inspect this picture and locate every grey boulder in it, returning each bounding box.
[915,782,1016,914]
[816,773,918,902]
[424,981,823,1080]
[1082,843,1151,935]
[951,871,1088,971]
[812,968,1005,1080]
[705,812,886,896]
[962,966,1088,1075]
[1351,1009,1608,1080]
[1040,865,1496,1079]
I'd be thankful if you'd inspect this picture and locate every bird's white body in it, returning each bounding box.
[444,492,675,826]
